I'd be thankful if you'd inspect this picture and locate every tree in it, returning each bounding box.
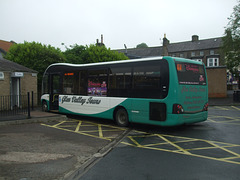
[222,0,240,77]
[64,44,128,64]
[136,43,148,48]
[5,41,66,89]
[64,44,87,64]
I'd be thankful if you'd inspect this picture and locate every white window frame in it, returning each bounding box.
[210,50,214,55]
[207,58,219,67]
[200,51,204,56]
[191,52,195,57]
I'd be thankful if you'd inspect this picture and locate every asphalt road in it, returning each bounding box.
[0,118,127,180]
[79,106,240,180]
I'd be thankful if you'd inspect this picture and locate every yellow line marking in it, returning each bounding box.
[75,121,82,132]
[207,118,216,122]
[52,121,66,127]
[215,106,229,110]
[41,123,112,141]
[206,140,240,157]
[79,129,124,133]
[128,136,143,147]
[221,156,240,160]
[98,125,103,138]
[232,106,240,111]
[156,134,192,155]
[122,131,240,165]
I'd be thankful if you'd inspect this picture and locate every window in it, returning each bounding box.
[108,60,169,99]
[63,72,79,94]
[200,51,204,56]
[193,59,202,62]
[88,69,107,96]
[108,66,132,97]
[207,58,219,67]
[210,50,214,55]
[191,52,195,57]
[176,63,206,85]
[0,72,4,80]
[131,61,169,99]
[180,53,184,58]
[42,74,49,94]
[52,75,61,94]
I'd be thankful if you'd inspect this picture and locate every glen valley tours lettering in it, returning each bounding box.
[60,96,101,105]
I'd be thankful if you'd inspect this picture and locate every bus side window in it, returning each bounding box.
[79,70,87,96]
[88,69,107,97]
[132,62,161,99]
[108,66,132,97]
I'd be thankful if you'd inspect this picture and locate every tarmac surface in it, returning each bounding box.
[0,91,239,180]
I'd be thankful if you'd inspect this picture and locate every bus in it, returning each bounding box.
[41,56,208,126]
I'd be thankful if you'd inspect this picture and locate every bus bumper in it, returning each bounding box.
[167,111,208,126]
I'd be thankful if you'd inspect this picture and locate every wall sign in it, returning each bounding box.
[11,72,24,77]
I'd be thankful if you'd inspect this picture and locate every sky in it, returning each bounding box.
[0,0,237,50]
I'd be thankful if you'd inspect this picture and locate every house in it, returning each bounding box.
[116,35,227,98]
[0,40,15,58]
[0,40,38,109]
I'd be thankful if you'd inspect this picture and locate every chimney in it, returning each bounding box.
[192,35,199,42]
[162,33,169,56]
[101,34,103,44]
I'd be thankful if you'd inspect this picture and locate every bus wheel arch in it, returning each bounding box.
[114,106,129,127]
[42,100,48,112]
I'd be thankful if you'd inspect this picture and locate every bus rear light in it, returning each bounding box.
[203,103,208,111]
[173,104,184,114]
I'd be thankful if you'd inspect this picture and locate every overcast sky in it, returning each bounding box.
[0,0,237,50]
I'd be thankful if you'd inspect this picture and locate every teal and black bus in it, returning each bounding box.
[41,56,208,126]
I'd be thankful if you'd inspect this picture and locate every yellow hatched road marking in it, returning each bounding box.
[52,121,66,127]
[41,123,112,141]
[155,134,192,155]
[215,106,229,110]
[206,140,240,157]
[98,125,103,138]
[232,106,240,111]
[75,121,82,132]
[121,131,240,165]
[128,136,143,147]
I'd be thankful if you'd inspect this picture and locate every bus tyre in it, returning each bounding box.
[42,101,48,112]
[115,108,129,127]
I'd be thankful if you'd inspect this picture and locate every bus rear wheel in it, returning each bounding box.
[115,108,129,127]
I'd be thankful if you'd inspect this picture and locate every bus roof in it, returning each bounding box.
[46,56,203,70]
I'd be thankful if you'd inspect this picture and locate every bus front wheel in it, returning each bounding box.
[115,108,129,127]
[42,101,48,112]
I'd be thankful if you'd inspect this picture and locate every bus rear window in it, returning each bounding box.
[176,62,206,85]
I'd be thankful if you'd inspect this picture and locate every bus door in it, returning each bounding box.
[49,73,62,111]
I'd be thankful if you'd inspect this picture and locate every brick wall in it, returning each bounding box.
[0,71,38,106]
[21,73,38,106]
[0,72,10,96]
[206,67,227,98]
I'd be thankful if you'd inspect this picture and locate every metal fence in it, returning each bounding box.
[0,92,35,119]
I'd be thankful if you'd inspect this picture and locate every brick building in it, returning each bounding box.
[117,35,227,97]
[0,56,38,108]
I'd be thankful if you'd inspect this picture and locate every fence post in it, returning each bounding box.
[32,91,34,110]
[27,92,31,119]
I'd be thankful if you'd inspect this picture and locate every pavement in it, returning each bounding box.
[0,90,239,180]
[208,90,240,106]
